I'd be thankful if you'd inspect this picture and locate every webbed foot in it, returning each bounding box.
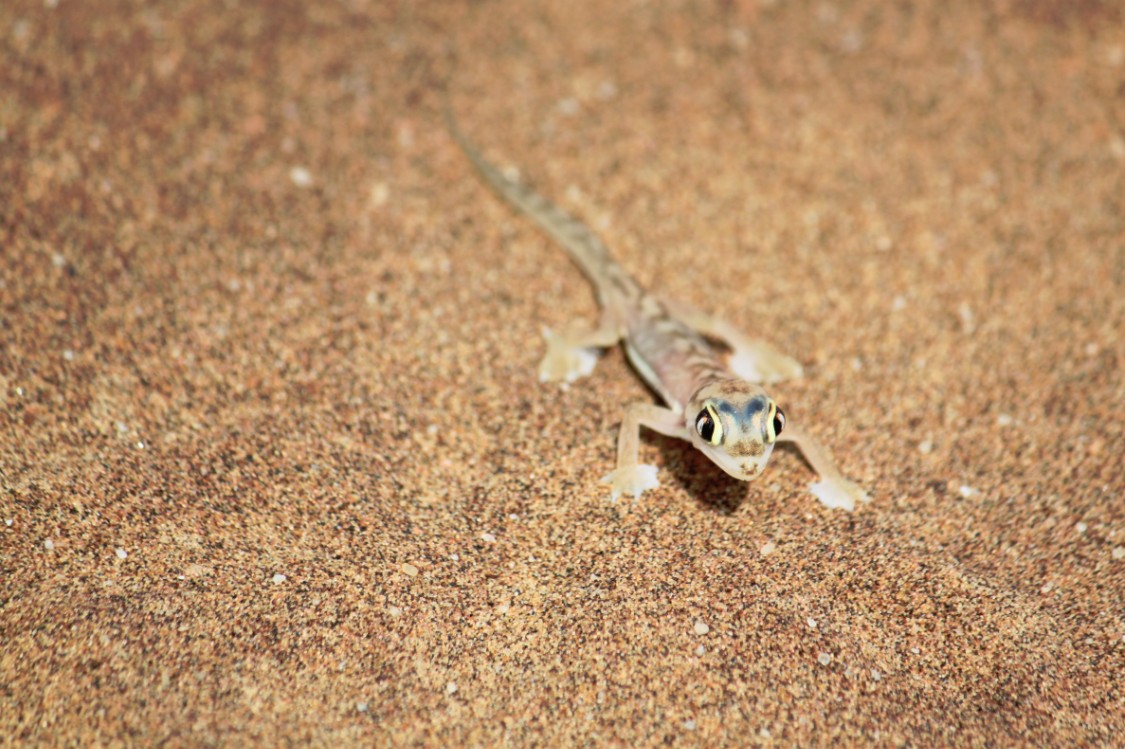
[538,327,601,383]
[727,340,805,384]
[600,464,660,502]
[809,477,870,512]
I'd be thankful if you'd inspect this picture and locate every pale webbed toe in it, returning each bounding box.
[809,477,870,512]
[538,327,600,383]
[600,464,660,502]
[727,340,805,384]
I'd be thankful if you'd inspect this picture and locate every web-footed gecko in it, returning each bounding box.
[449,112,869,511]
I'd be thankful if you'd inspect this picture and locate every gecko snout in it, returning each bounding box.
[744,462,764,478]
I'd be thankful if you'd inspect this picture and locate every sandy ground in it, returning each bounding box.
[2,0,1122,745]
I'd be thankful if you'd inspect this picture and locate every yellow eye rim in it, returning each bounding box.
[697,402,723,446]
[765,401,784,443]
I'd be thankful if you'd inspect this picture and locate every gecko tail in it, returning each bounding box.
[445,105,635,297]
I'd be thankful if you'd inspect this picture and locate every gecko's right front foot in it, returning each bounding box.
[538,327,600,383]
[600,464,660,502]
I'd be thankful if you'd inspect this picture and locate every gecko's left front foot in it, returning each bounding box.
[600,464,660,502]
[538,327,601,383]
[809,477,870,512]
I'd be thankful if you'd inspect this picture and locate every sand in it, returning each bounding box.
[2,0,1122,745]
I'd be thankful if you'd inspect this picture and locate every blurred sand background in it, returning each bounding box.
[1,0,1122,744]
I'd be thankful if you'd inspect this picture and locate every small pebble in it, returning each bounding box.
[356,702,368,713]
[682,719,696,731]
[918,440,933,454]
[958,485,977,498]
[289,166,313,187]
[401,563,419,577]
[369,182,389,207]
[871,669,882,681]
[996,414,1013,427]
[807,618,818,629]
[388,606,402,617]
[695,644,705,656]
[115,548,128,559]
[271,573,287,584]
[481,532,496,543]
[1112,547,1124,560]
[818,652,832,666]
[959,302,975,333]
[693,620,710,636]
[445,682,458,695]
[44,539,55,550]
[759,542,776,556]
[184,564,210,578]
[1075,522,1087,534]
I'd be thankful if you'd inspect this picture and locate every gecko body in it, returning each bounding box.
[449,113,869,511]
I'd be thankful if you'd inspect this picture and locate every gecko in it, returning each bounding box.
[448,111,870,511]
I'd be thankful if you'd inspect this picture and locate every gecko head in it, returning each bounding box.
[685,380,786,481]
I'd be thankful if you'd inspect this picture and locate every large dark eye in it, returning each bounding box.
[772,407,786,437]
[695,403,723,445]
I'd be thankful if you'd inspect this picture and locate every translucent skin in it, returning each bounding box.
[449,108,869,510]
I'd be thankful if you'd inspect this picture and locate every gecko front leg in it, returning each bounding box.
[539,315,623,384]
[778,425,870,511]
[601,403,687,501]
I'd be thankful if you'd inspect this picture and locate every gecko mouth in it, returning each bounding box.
[713,459,765,482]
[730,456,772,481]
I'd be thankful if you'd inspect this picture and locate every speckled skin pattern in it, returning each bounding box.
[449,112,867,508]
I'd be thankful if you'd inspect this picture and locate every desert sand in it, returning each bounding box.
[2,0,1122,745]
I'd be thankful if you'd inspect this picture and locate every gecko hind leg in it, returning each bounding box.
[664,298,804,384]
[538,316,623,384]
[600,403,687,501]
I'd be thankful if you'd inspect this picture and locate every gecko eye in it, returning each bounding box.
[773,408,786,436]
[766,403,786,442]
[695,403,723,445]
